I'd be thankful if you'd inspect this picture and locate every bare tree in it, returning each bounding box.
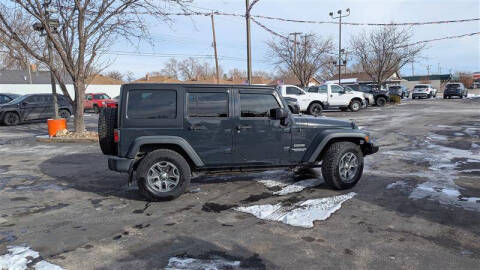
[123,71,135,82]
[267,34,334,87]
[178,57,201,80]
[105,70,123,81]
[161,58,179,78]
[228,68,246,80]
[350,26,424,87]
[0,0,186,133]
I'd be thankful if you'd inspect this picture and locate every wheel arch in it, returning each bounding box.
[308,100,325,109]
[303,131,369,163]
[127,136,204,169]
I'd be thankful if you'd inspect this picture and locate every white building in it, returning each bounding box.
[0,70,123,99]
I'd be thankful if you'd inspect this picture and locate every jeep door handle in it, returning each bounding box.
[236,125,251,131]
[189,125,207,131]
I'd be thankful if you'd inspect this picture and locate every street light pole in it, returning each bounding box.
[329,8,350,85]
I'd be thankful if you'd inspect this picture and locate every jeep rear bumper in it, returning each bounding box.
[363,142,379,156]
[108,157,133,172]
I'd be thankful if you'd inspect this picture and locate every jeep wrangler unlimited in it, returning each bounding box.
[99,84,378,201]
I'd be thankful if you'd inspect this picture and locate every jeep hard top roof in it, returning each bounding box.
[122,83,276,89]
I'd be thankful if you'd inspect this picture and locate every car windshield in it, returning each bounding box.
[94,94,110,99]
[389,86,401,89]
[414,85,428,89]
[446,84,461,89]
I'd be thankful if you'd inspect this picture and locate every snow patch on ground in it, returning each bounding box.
[453,132,464,136]
[273,178,323,195]
[165,257,241,270]
[386,181,408,189]
[235,192,356,228]
[384,134,480,211]
[0,246,63,270]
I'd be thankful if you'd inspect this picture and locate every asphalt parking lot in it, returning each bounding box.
[1,96,479,269]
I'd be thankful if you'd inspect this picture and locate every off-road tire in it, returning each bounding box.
[321,142,364,190]
[3,112,20,126]
[308,103,323,116]
[137,149,191,201]
[98,107,117,155]
[59,109,71,119]
[376,96,387,107]
[349,100,362,112]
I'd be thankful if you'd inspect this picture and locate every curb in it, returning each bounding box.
[35,135,98,143]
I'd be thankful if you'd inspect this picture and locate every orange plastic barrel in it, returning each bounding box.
[47,118,67,137]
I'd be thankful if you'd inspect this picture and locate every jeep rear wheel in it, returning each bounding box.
[349,100,361,112]
[98,107,117,155]
[376,96,387,107]
[137,149,191,201]
[308,103,323,116]
[321,142,364,190]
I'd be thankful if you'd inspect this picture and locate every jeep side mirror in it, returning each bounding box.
[270,108,289,120]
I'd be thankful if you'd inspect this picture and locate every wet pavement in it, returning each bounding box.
[0,98,479,269]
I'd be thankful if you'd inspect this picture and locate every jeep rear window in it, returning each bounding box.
[240,93,280,117]
[187,92,228,117]
[127,89,176,119]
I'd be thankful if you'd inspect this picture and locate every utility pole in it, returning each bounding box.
[437,63,441,74]
[210,14,220,84]
[289,32,301,63]
[245,0,252,84]
[329,8,350,85]
[426,65,431,77]
[411,60,414,76]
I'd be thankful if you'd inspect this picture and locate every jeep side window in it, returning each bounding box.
[240,93,280,117]
[331,85,344,93]
[187,92,228,117]
[286,87,302,95]
[127,89,176,119]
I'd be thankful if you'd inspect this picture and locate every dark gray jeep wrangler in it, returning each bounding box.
[99,84,378,201]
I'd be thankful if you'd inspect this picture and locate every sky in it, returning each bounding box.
[105,0,480,79]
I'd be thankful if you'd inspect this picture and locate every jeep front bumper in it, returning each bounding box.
[108,157,133,172]
[362,142,379,156]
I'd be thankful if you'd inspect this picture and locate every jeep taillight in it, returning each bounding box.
[114,129,119,143]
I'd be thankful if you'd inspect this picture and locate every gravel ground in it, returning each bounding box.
[0,97,479,269]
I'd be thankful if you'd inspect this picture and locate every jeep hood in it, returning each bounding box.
[292,115,354,129]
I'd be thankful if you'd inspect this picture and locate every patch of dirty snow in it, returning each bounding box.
[453,132,464,136]
[256,178,292,188]
[273,178,323,195]
[165,257,241,270]
[385,137,480,211]
[426,134,448,141]
[0,246,63,270]
[386,181,408,189]
[235,192,356,228]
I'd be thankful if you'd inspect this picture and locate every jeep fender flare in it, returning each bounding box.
[302,130,368,162]
[126,136,204,167]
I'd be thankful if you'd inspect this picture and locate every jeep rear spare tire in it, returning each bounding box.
[137,149,191,201]
[98,107,117,155]
[321,142,364,190]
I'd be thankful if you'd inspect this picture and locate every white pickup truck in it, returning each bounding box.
[277,84,366,116]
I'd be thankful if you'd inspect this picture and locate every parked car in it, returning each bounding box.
[283,97,300,114]
[343,85,374,106]
[412,84,437,99]
[443,83,468,99]
[276,85,314,115]
[388,85,410,98]
[0,93,21,105]
[84,93,115,113]
[307,84,366,114]
[0,94,72,126]
[100,84,378,200]
[105,95,119,108]
[344,83,390,106]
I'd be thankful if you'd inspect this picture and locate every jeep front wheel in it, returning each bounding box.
[321,142,364,190]
[308,103,323,116]
[137,149,191,201]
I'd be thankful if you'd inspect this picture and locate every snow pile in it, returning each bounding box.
[386,181,408,189]
[0,246,64,270]
[273,178,323,195]
[235,192,356,228]
[165,257,241,270]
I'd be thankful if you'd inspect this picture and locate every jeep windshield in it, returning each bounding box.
[446,84,461,89]
[414,85,428,89]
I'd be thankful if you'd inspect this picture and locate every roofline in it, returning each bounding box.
[123,83,275,89]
